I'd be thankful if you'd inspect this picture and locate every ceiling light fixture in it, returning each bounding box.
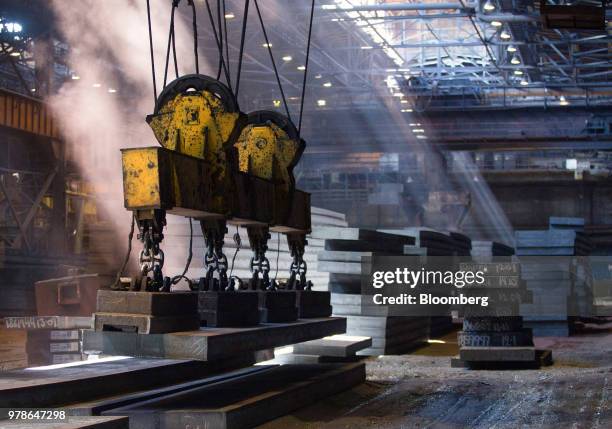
[507,45,517,53]
[224,12,235,19]
[514,70,523,76]
[282,55,292,62]
[262,43,272,48]
[491,21,502,27]
[297,65,306,71]
[500,30,511,40]
[323,82,332,87]
[511,52,521,65]
[483,0,495,12]
[317,99,327,107]
[520,79,528,86]
[559,96,569,106]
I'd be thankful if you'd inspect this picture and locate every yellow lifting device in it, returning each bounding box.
[117,0,315,293]
[121,75,310,292]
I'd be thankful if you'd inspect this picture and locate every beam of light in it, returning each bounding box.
[26,355,132,371]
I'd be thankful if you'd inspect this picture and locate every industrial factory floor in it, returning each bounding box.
[261,320,612,429]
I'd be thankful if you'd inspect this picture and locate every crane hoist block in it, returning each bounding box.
[234,111,305,190]
[116,74,313,295]
[121,146,310,232]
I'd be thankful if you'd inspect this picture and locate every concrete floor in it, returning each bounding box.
[261,320,612,429]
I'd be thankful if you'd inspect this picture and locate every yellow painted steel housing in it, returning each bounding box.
[145,75,245,213]
[148,76,245,169]
[122,76,310,230]
[234,111,305,224]
[234,111,305,193]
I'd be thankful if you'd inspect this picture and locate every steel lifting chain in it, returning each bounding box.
[249,233,272,290]
[201,230,216,291]
[138,230,166,291]
[287,236,312,291]
[215,231,230,290]
[199,226,230,291]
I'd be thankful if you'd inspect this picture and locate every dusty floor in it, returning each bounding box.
[260,320,612,429]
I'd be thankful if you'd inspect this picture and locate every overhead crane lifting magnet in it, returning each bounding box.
[118,0,315,296]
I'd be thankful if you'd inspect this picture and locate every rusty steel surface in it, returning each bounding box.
[0,88,60,139]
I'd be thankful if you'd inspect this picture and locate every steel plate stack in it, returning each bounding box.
[517,217,594,336]
[316,227,430,355]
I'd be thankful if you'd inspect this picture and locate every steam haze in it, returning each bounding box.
[48,0,213,276]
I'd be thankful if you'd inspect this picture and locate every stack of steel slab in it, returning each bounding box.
[384,227,466,337]
[163,207,348,291]
[82,318,346,361]
[515,227,592,257]
[97,363,365,429]
[519,262,575,336]
[2,358,363,429]
[585,224,612,254]
[517,217,594,336]
[382,227,457,256]
[449,231,473,256]
[93,290,200,334]
[549,216,585,231]
[0,316,92,369]
[472,241,515,258]
[453,241,552,369]
[28,329,84,365]
[316,227,429,355]
[271,334,372,364]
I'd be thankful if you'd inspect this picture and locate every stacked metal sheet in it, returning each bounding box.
[382,228,468,337]
[316,227,429,355]
[163,207,348,291]
[27,329,84,365]
[517,217,594,336]
[449,231,473,256]
[384,227,457,256]
[453,241,552,368]
[0,316,91,368]
[472,241,514,259]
